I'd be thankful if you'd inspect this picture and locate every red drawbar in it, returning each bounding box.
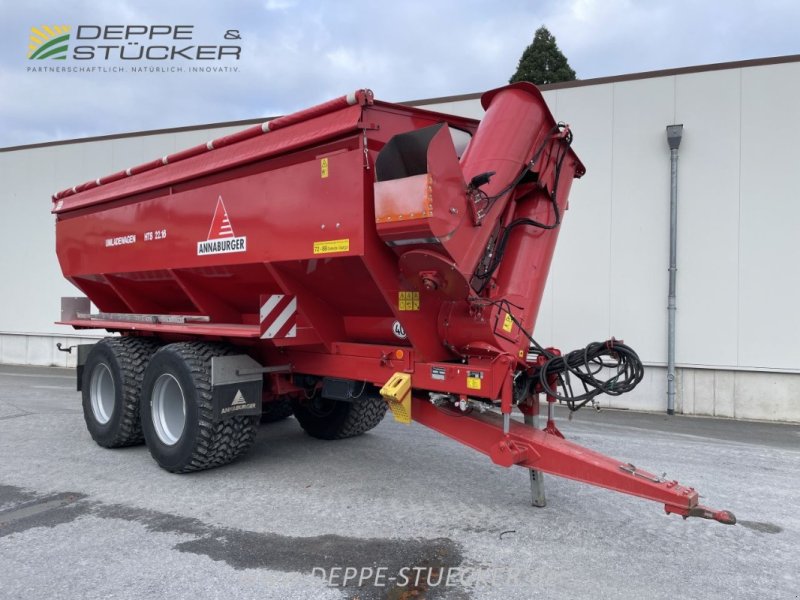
[410,397,737,523]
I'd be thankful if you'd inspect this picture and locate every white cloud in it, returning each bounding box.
[264,0,296,11]
[1,0,799,146]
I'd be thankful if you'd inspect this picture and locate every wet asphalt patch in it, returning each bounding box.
[738,520,783,534]
[0,486,87,536]
[0,483,465,599]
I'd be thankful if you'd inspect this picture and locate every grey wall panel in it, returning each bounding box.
[138,133,178,165]
[609,77,676,363]
[738,63,800,370]
[80,142,115,185]
[547,84,614,351]
[417,98,484,119]
[110,136,145,174]
[0,146,75,335]
[674,70,741,368]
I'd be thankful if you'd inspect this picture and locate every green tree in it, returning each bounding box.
[510,26,576,85]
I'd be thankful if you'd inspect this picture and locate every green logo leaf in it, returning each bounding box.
[29,26,71,60]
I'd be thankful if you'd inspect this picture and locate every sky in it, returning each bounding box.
[1,0,798,147]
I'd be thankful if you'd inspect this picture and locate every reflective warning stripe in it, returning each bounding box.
[260,294,297,339]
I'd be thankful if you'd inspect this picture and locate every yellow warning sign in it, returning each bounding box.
[466,377,482,390]
[320,157,329,178]
[313,238,349,254]
[502,312,514,332]
[398,291,420,311]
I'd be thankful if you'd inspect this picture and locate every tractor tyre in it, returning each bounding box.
[292,391,387,440]
[81,336,160,448]
[139,342,258,473]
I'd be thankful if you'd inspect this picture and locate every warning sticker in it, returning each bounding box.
[467,370,483,390]
[431,366,446,381]
[321,157,329,178]
[313,238,350,254]
[398,291,420,311]
[502,312,514,332]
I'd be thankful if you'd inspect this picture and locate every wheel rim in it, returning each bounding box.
[307,394,338,418]
[89,363,115,424]
[152,373,186,446]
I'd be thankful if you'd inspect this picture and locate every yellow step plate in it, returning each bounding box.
[379,372,412,424]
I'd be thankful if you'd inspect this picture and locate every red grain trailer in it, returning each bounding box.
[53,83,733,523]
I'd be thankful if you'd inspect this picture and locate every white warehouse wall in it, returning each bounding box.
[1,58,798,421]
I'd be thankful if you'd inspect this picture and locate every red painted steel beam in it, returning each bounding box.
[411,397,736,524]
[58,319,261,338]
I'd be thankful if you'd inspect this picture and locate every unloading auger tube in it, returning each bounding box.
[53,82,735,524]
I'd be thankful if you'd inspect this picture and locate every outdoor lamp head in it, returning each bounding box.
[666,124,683,150]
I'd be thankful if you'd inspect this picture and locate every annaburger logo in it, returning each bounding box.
[197,196,247,256]
[28,26,71,60]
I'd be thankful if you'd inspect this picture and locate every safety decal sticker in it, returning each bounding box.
[466,370,483,390]
[398,291,420,311]
[260,294,297,339]
[313,238,350,254]
[197,196,247,255]
[320,157,329,178]
[502,312,514,332]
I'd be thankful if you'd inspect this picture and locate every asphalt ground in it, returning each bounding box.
[0,363,798,599]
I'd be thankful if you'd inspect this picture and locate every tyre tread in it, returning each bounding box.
[294,393,387,441]
[333,395,388,439]
[260,397,294,424]
[154,342,258,473]
[92,336,159,448]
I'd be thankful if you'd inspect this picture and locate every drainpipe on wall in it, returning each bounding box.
[665,124,683,416]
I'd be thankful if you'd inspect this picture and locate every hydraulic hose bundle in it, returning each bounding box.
[529,339,645,412]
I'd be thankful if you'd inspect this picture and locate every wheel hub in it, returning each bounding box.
[89,362,115,425]
[152,373,186,446]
